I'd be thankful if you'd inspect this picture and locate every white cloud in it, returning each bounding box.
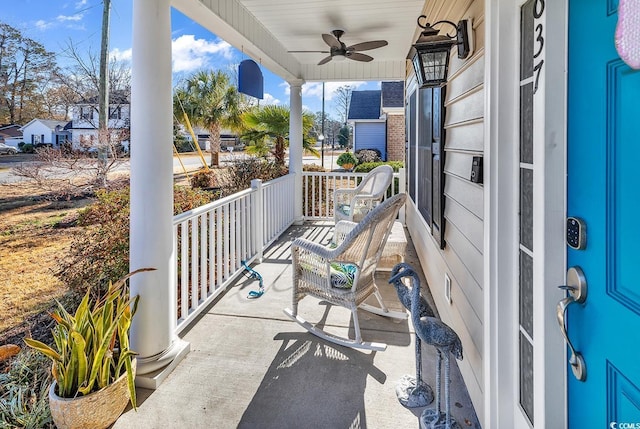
[171,35,234,73]
[110,48,132,62]
[75,0,87,8]
[262,93,280,105]
[57,14,83,22]
[35,20,54,31]
[281,81,368,101]
[303,81,367,101]
[280,81,291,95]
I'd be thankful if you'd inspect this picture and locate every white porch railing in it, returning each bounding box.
[171,169,405,333]
[301,168,406,221]
[172,173,295,333]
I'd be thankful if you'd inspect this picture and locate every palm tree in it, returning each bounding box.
[241,105,318,166]
[173,70,242,166]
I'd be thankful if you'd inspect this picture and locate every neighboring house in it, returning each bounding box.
[347,81,405,162]
[69,90,131,151]
[0,124,23,149]
[20,119,72,148]
[180,125,243,152]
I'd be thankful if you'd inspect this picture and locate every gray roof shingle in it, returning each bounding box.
[348,90,381,120]
[381,81,404,108]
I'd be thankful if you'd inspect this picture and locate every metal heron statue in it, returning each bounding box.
[389,263,463,429]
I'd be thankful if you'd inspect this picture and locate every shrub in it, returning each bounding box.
[355,149,382,164]
[19,143,34,153]
[354,161,404,173]
[190,169,218,189]
[174,138,194,153]
[336,152,358,169]
[0,349,54,429]
[303,163,326,172]
[222,157,288,195]
[57,185,215,297]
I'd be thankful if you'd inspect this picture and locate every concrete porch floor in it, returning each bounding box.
[113,222,481,429]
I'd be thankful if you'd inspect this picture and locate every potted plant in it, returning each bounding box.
[336,151,358,171]
[25,268,153,429]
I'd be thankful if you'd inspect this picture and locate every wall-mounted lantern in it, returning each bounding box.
[409,17,473,87]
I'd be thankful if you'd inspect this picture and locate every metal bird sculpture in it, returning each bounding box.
[389,263,435,408]
[391,263,436,318]
[390,263,463,429]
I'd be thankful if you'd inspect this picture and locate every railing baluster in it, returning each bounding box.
[180,222,188,320]
[229,203,234,272]
[223,205,230,280]
[216,208,222,288]
[190,218,198,310]
[173,224,179,321]
[209,210,214,295]
[312,174,316,217]
[200,214,207,301]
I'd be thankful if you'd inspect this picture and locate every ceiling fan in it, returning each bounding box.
[289,30,388,65]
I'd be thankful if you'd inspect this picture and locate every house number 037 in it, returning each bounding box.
[533,0,545,94]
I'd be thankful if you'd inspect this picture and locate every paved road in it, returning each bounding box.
[0,150,345,184]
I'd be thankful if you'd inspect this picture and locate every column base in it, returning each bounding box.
[134,339,190,390]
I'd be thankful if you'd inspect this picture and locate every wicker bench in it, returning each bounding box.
[378,221,407,271]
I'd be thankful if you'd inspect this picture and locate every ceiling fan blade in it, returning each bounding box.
[347,40,388,52]
[347,52,374,62]
[317,55,333,65]
[322,33,341,49]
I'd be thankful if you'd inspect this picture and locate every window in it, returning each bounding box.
[81,107,92,120]
[407,85,446,248]
[519,0,536,425]
[109,106,121,120]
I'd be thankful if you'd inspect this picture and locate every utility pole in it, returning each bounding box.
[97,0,111,186]
[321,82,325,168]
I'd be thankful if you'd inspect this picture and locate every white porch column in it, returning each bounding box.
[288,79,304,224]
[130,0,189,389]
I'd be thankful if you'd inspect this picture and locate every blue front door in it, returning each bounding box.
[568,0,640,427]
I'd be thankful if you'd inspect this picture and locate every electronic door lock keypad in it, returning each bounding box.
[566,217,586,250]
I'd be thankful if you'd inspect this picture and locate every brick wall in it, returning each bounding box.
[386,113,405,162]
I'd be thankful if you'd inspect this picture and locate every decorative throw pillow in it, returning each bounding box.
[337,204,351,216]
[330,262,358,289]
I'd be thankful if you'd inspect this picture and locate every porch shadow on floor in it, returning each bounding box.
[113,222,480,429]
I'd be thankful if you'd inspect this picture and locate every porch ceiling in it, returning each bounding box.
[172,0,426,82]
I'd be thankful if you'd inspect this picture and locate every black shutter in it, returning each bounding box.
[432,87,446,249]
[408,91,417,203]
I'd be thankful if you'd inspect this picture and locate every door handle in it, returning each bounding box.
[556,266,587,381]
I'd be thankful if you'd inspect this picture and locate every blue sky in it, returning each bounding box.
[2,0,381,118]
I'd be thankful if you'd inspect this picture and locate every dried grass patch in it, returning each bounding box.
[0,184,89,335]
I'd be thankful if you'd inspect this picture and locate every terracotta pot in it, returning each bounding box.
[341,163,355,170]
[48,361,135,429]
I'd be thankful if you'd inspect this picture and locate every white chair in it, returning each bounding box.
[334,164,394,223]
[284,193,407,351]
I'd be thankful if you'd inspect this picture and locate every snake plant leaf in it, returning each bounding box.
[70,331,89,396]
[23,338,61,362]
[124,354,137,410]
[97,354,112,389]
